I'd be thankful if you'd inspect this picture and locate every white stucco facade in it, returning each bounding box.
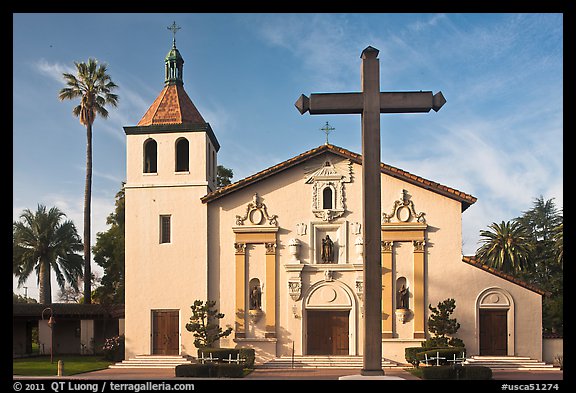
[122,41,543,364]
[123,131,543,363]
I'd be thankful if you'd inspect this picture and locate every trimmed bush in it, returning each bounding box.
[216,364,245,378]
[197,347,255,368]
[416,347,466,366]
[462,365,492,380]
[175,363,246,378]
[405,346,446,367]
[422,365,455,380]
[175,363,216,377]
[239,348,256,368]
[421,365,492,380]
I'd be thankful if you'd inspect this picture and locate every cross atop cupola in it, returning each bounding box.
[165,21,184,86]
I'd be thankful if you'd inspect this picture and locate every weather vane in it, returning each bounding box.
[167,21,181,46]
[320,121,335,145]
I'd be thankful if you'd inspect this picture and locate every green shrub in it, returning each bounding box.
[216,364,245,378]
[405,346,446,367]
[239,348,256,368]
[422,365,455,380]
[175,363,246,378]
[421,365,492,380]
[198,347,235,361]
[175,363,216,377]
[405,347,422,367]
[197,347,255,368]
[462,365,492,380]
[417,347,466,366]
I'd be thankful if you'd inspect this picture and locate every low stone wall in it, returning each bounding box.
[542,337,562,366]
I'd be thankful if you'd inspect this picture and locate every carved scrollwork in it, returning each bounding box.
[306,158,351,222]
[234,242,246,255]
[382,189,426,224]
[236,193,278,226]
[381,241,393,252]
[265,242,277,255]
[413,240,426,252]
[288,280,302,301]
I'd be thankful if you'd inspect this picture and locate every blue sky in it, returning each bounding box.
[13,13,563,301]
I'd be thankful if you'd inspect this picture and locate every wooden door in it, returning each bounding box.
[152,310,179,355]
[307,310,349,355]
[479,309,507,356]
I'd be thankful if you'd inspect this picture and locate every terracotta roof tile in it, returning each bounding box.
[137,84,205,126]
[202,143,477,211]
[462,255,547,295]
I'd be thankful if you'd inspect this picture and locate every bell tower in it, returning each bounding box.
[123,22,219,358]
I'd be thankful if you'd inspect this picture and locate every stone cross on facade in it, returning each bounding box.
[320,121,335,145]
[295,46,446,376]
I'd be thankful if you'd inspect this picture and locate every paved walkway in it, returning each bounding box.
[14,367,563,381]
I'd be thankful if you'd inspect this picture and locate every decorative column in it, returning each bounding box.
[413,240,426,339]
[265,242,277,338]
[381,241,394,338]
[234,242,246,338]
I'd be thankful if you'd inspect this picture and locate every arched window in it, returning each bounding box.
[175,138,189,172]
[323,187,333,209]
[143,138,157,173]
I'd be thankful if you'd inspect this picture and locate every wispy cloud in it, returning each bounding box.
[251,14,362,91]
[407,13,447,33]
[33,58,75,83]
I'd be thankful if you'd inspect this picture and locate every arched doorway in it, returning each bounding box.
[476,287,515,356]
[303,280,357,355]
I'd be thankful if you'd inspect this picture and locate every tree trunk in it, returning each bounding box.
[38,258,52,305]
[83,122,92,304]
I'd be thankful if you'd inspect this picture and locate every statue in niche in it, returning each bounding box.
[321,235,334,263]
[250,285,262,310]
[397,284,409,309]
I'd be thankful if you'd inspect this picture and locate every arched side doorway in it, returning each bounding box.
[476,287,515,356]
[303,280,357,355]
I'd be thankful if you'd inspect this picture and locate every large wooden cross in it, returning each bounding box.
[295,46,445,376]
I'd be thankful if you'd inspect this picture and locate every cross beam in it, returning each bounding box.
[294,46,445,376]
[296,91,446,114]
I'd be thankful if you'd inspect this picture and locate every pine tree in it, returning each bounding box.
[185,300,233,348]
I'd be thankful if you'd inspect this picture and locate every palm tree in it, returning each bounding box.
[475,220,533,274]
[553,222,563,267]
[58,58,119,304]
[13,205,84,304]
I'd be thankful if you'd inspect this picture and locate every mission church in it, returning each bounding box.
[122,34,546,366]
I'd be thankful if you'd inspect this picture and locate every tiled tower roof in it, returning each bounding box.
[136,83,206,126]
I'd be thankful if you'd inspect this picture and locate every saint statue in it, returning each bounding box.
[321,235,334,263]
[397,284,409,309]
[250,285,262,310]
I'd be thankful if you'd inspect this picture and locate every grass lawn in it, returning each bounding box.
[13,355,113,376]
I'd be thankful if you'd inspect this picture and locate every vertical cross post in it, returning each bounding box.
[359,47,383,375]
[295,45,445,377]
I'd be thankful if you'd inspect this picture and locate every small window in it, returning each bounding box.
[323,187,333,209]
[144,139,158,173]
[160,215,171,244]
[212,150,216,182]
[175,138,189,172]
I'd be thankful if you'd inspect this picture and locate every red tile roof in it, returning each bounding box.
[137,83,205,126]
[462,256,546,295]
[202,143,477,211]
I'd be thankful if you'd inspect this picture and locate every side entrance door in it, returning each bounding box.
[479,309,508,356]
[307,310,349,355]
[152,310,179,355]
